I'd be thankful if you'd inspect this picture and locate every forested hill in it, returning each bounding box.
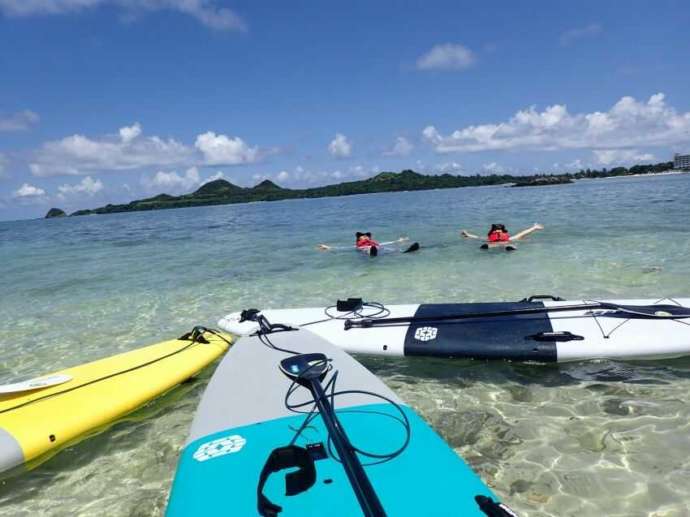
[68,162,674,216]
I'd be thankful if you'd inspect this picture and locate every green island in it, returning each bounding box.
[63,161,674,217]
[45,208,67,218]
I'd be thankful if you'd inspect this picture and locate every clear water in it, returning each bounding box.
[1,174,690,516]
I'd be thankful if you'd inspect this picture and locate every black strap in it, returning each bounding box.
[257,445,316,516]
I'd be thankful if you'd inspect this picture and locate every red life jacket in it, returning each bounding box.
[487,231,510,242]
[356,237,379,248]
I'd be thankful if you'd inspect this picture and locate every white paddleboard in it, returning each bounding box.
[219,297,690,362]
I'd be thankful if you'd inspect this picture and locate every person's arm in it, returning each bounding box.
[510,223,544,241]
[460,230,480,239]
[379,236,409,246]
[317,244,332,251]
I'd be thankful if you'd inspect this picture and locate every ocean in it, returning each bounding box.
[1,173,690,516]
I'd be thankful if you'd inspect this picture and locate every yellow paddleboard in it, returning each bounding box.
[0,329,231,474]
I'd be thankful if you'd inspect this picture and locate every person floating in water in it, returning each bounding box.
[354,232,379,252]
[461,223,543,250]
[318,232,416,256]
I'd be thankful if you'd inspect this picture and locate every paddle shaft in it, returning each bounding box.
[308,380,386,517]
[345,302,617,329]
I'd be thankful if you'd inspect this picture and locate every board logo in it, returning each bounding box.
[193,434,247,462]
[414,326,438,342]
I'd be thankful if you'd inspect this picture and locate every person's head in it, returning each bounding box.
[488,224,507,236]
[356,231,372,242]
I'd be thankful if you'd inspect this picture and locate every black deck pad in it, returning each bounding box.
[403,302,558,361]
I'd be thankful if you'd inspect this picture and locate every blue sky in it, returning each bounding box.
[1,0,689,220]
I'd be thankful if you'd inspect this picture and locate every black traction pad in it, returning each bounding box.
[403,302,558,361]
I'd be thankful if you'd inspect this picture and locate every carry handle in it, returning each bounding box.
[520,295,565,303]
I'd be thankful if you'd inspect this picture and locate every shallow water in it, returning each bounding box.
[1,174,690,516]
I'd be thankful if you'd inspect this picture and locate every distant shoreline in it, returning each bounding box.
[47,161,679,218]
[597,169,689,179]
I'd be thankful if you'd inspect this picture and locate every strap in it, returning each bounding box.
[257,445,316,516]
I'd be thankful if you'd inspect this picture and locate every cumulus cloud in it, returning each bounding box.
[560,23,602,46]
[416,43,475,71]
[30,123,193,177]
[57,176,104,196]
[384,136,413,156]
[437,161,464,173]
[195,132,259,166]
[593,149,655,166]
[0,109,39,131]
[482,162,506,174]
[13,183,46,198]
[423,93,690,155]
[119,122,141,143]
[141,167,201,194]
[0,0,246,31]
[328,133,352,158]
[276,170,289,183]
[202,171,225,184]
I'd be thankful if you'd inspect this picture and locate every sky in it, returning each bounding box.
[1,0,689,220]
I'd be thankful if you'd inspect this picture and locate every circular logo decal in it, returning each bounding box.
[414,326,438,342]
[193,434,247,462]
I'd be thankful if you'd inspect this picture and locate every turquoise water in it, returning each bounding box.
[1,174,690,515]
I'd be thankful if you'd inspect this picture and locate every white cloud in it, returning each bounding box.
[593,149,655,166]
[119,122,141,143]
[565,159,585,170]
[423,93,690,155]
[57,176,104,197]
[0,109,39,131]
[202,171,225,184]
[276,170,289,183]
[141,167,201,194]
[30,123,193,176]
[384,136,413,156]
[195,132,259,166]
[29,124,264,177]
[328,133,352,158]
[13,183,46,198]
[0,0,246,31]
[416,43,475,71]
[482,162,505,174]
[560,23,603,46]
[438,161,464,173]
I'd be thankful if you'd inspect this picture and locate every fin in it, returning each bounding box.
[505,245,517,252]
[369,245,378,257]
[402,242,420,253]
[480,243,489,250]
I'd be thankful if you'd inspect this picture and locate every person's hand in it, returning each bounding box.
[460,230,470,238]
[317,244,330,251]
[533,223,544,230]
[397,236,409,242]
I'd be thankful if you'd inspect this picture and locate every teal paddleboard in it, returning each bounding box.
[167,328,510,516]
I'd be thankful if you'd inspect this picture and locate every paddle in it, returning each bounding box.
[279,353,386,517]
[344,301,690,330]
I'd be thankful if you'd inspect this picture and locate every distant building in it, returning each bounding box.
[674,153,690,169]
